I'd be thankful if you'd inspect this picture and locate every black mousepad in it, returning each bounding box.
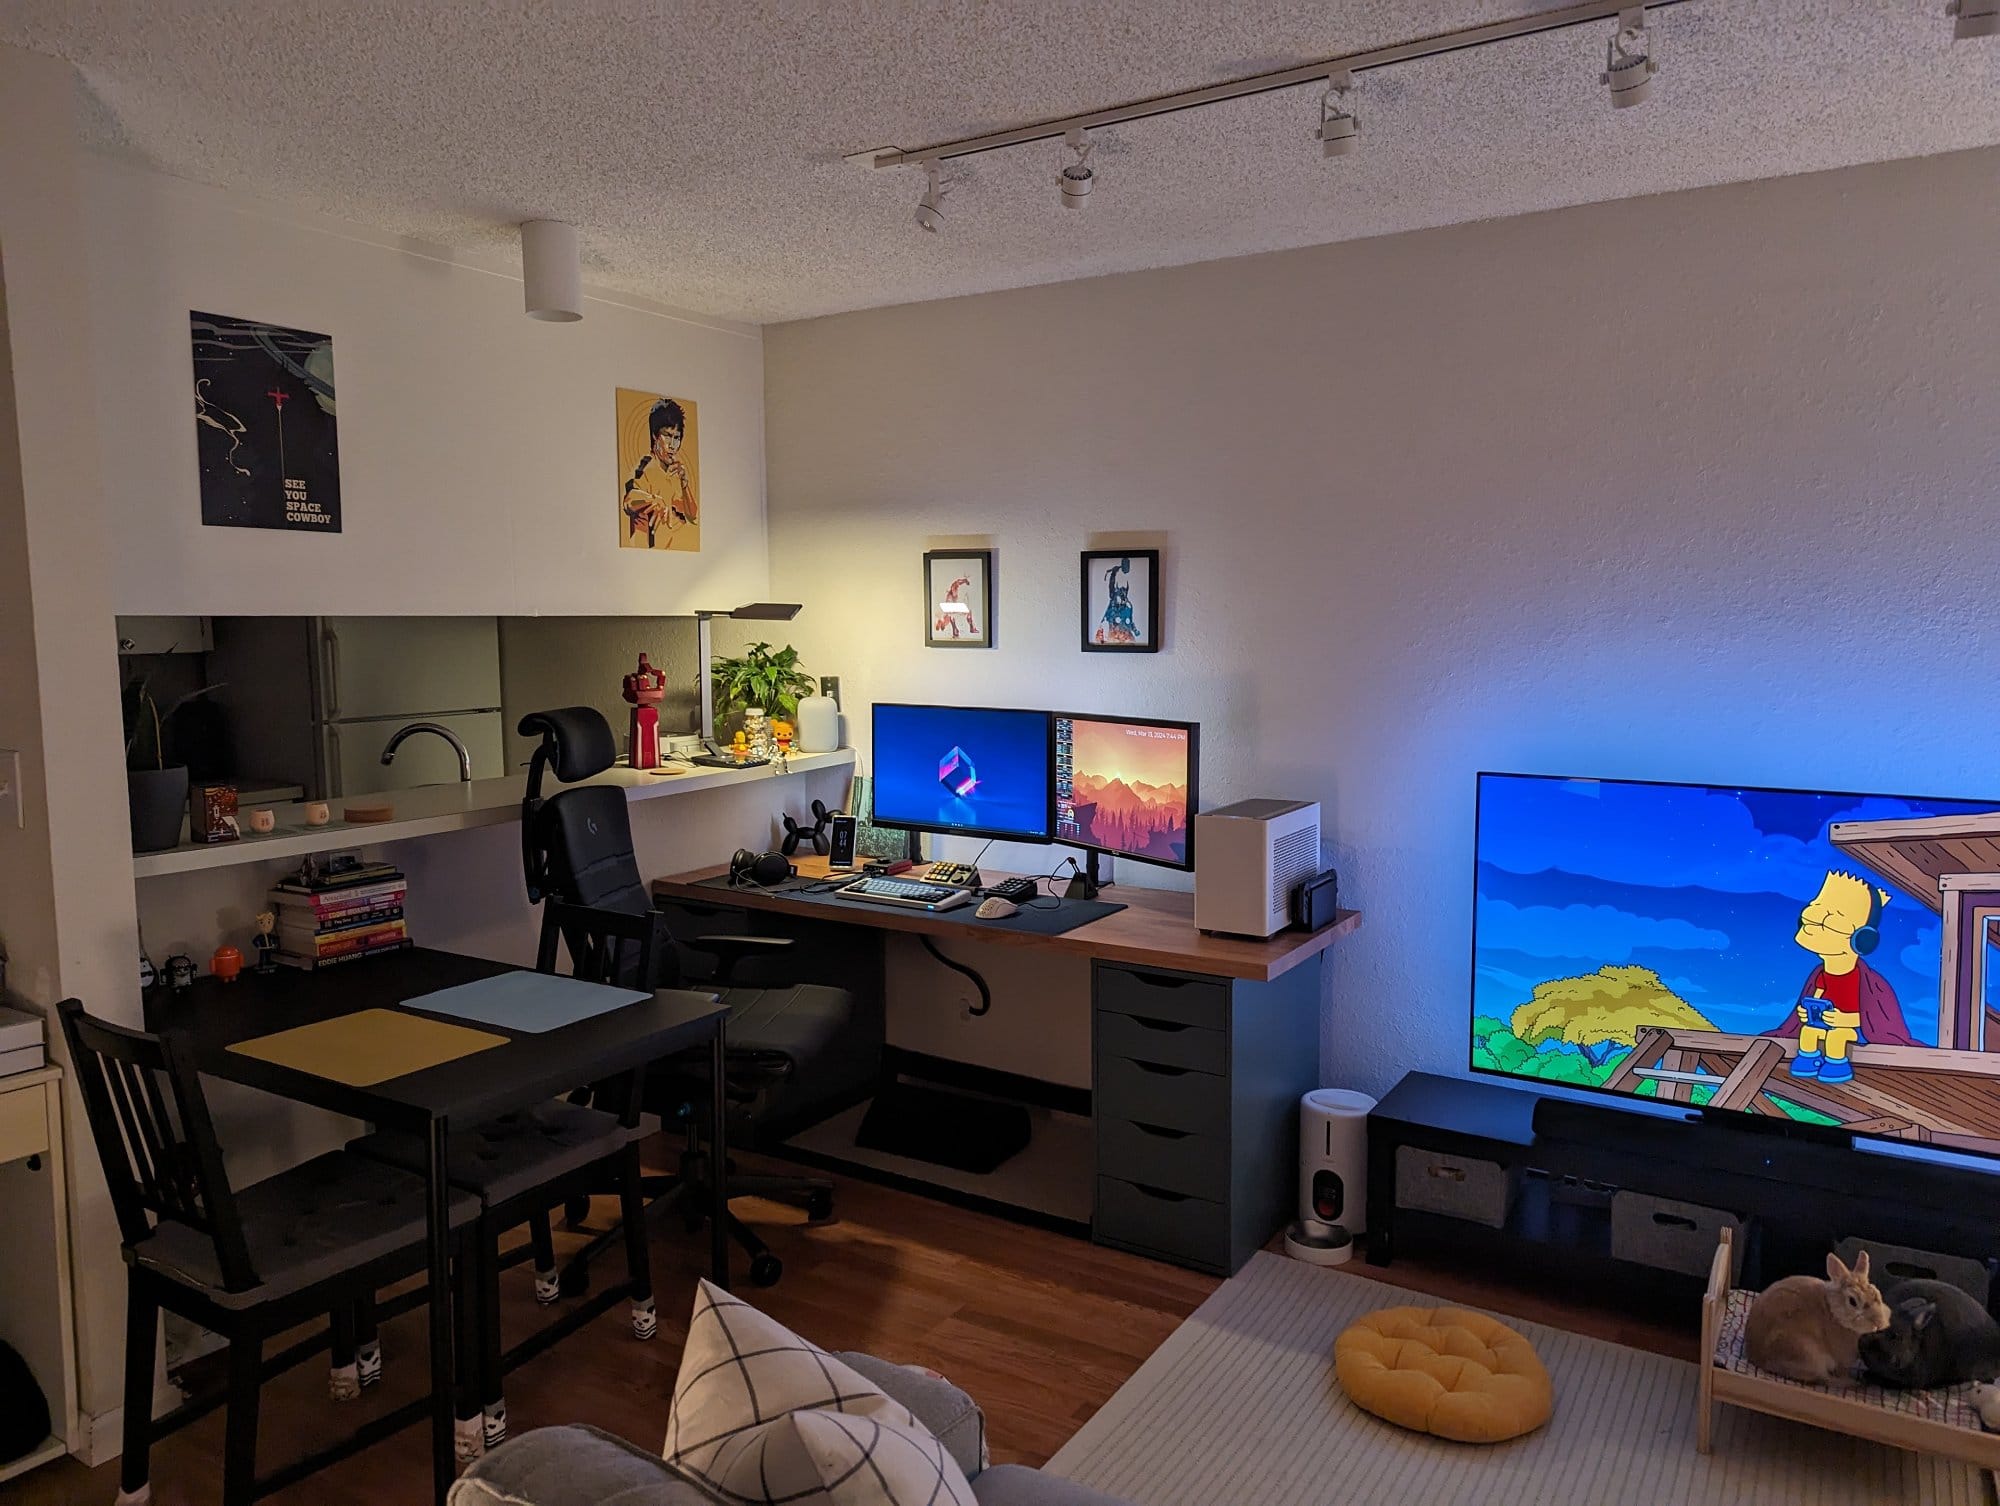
[695,876,1125,937]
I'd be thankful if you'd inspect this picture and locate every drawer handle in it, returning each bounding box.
[1132,1122,1191,1140]
[1128,1015,1191,1034]
[1132,1062,1190,1078]
[1652,1212,1698,1232]
[1427,1165,1467,1183]
[1127,973,1194,991]
[1130,1183,1191,1203]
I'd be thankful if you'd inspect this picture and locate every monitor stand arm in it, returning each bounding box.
[1064,850,1113,901]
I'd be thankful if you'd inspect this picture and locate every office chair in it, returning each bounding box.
[518,706,880,1285]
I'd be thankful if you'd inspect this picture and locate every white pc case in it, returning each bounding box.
[1193,798,1321,938]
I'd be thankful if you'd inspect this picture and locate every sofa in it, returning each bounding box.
[449,1350,1132,1506]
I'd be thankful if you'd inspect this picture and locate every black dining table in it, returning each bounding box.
[149,945,729,1505]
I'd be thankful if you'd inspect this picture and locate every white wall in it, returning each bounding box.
[762,146,2000,1101]
[84,160,769,617]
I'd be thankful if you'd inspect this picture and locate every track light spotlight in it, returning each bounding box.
[1952,0,2000,39]
[1602,7,1656,107]
[1316,70,1359,157]
[913,160,946,234]
[1059,129,1095,210]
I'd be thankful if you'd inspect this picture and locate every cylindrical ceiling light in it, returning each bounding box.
[1317,70,1359,157]
[1059,129,1095,209]
[520,220,582,322]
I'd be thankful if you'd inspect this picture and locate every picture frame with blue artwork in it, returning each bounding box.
[1081,550,1160,652]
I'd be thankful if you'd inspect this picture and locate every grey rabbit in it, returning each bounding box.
[1859,1279,2000,1389]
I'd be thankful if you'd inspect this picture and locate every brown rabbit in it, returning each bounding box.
[1745,1251,1891,1385]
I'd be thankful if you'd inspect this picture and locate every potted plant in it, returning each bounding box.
[123,673,220,853]
[708,641,816,730]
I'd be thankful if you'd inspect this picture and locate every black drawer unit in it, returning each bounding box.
[1090,956,1322,1275]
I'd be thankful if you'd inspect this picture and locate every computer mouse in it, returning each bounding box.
[975,896,1020,920]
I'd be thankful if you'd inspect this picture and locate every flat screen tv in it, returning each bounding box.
[1470,772,2000,1158]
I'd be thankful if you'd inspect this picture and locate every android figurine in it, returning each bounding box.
[622,652,667,770]
[252,910,280,974]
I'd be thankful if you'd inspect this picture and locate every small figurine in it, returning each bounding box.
[210,944,244,984]
[138,951,157,993]
[622,652,668,770]
[164,953,197,993]
[781,799,836,857]
[251,911,280,974]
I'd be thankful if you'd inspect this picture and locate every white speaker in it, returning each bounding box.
[1300,1088,1374,1234]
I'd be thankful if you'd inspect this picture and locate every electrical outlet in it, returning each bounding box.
[0,748,19,829]
[819,676,841,707]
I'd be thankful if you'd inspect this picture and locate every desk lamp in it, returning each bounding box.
[692,603,802,768]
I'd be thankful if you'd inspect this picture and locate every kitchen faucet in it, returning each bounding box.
[380,721,473,782]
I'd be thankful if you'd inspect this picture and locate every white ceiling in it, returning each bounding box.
[5,2,1997,324]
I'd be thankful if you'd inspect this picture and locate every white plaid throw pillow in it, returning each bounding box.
[664,1281,975,1506]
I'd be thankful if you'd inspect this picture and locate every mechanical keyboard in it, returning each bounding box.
[835,876,973,912]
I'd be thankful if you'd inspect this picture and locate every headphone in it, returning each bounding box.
[729,848,795,889]
[1850,884,1884,957]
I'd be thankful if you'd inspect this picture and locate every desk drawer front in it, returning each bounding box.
[1096,1176,1227,1271]
[1096,1011,1226,1074]
[1099,1117,1228,1201]
[0,1084,48,1162]
[1096,1055,1228,1139]
[1095,965,1229,1030]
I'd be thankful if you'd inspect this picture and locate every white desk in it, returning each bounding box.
[0,1064,79,1482]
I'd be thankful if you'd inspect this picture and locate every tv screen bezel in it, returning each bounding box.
[868,702,1055,846]
[1466,768,2000,1159]
[1050,710,1201,874]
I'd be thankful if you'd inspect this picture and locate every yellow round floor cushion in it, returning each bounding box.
[1334,1306,1553,1444]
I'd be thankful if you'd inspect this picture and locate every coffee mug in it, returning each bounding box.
[304,801,331,827]
[248,808,276,834]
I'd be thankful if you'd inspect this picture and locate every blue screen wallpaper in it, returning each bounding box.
[1471,773,2000,1155]
[872,705,1051,841]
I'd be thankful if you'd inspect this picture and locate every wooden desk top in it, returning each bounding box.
[652,857,1360,984]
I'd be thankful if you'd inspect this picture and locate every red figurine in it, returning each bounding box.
[210,944,244,983]
[622,652,667,770]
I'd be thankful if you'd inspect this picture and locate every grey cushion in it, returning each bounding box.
[349,1101,637,1207]
[835,1352,987,1480]
[133,1150,478,1309]
[971,1466,1137,1506]
[655,984,878,1139]
[449,1424,718,1506]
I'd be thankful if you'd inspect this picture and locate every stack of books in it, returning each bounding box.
[270,861,410,970]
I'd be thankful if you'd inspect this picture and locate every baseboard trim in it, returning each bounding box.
[83,1382,186,1467]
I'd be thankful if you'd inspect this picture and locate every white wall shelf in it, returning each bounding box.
[131,749,856,879]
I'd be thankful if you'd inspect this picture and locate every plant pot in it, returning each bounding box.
[127,766,189,853]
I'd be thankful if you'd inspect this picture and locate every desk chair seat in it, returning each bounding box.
[134,1151,478,1310]
[705,983,879,1133]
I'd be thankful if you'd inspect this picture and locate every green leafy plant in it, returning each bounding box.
[709,641,815,719]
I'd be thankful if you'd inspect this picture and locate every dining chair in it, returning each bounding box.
[56,998,482,1506]
[345,937,655,1454]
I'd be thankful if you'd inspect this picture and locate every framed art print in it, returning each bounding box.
[1081,550,1159,652]
[617,387,701,551]
[925,549,995,648]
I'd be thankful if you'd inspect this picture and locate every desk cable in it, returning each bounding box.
[919,936,992,1017]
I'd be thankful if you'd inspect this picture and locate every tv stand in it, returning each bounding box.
[1368,1072,2000,1308]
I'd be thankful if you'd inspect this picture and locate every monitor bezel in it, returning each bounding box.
[1466,768,2000,1161]
[868,702,1055,846]
[1050,711,1201,873]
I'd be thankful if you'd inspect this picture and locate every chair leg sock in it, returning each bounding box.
[114,1486,152,1506]
[454,1416,485,1464]
[328,1361,361,1401]
[482,1400,509,1450]
[533,1267,560,1305]
[631,1295,658,1340]
[357,1339,383,1388]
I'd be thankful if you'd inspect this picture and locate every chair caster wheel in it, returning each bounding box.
[749,1253,782,1287]
[806,1190,834,1223]
[559,1261,591,1299]
[563,1195,591,1229]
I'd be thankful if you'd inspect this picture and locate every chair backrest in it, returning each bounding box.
[518,706,652,912]
[55,998,258,1290]
[534,901,666,1126]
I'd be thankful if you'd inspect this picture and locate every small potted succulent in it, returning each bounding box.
[122,673,220,853]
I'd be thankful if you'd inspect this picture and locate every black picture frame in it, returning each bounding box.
[1080,550,1160,652]
[924,549,996,648]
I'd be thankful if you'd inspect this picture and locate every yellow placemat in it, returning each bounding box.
[227,1007,506,1086]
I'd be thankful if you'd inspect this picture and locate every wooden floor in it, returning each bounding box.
[20,1147,1697,1506]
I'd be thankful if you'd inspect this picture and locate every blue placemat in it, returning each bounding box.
[401,971,650,1034]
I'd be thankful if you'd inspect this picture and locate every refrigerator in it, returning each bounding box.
[313,617,506,795]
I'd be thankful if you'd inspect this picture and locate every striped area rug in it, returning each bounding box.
[1046,1252,1990,1506]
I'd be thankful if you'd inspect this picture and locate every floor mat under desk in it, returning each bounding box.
[693,876,1125,936]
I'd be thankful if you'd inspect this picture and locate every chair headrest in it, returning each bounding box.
[518,706,618,781]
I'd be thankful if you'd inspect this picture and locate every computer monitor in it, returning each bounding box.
[871,703,1053,844]
[1053,713,1199,890]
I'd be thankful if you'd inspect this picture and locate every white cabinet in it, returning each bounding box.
[115,616,212,655]
[0,1066,79,1483]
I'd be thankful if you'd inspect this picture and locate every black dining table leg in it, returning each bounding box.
[426,1115,455,1504]
[709,1025,729,1289]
